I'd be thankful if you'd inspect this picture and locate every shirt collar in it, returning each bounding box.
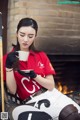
[11,48,35,56]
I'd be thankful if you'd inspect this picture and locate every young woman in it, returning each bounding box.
[3,18,80,120]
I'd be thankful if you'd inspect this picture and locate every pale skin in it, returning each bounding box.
[6,26,55,95]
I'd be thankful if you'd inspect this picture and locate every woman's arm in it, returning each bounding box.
[5,51,19,94]
[34,74,55,91]
[6,68,17,94]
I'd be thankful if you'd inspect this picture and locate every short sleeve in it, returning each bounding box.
[40,52,56,76]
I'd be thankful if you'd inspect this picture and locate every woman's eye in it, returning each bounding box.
[29,36,33,38]
[20,34,34,38]
[20,34,25,37]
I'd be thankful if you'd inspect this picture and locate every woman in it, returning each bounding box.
[3,18,80,120]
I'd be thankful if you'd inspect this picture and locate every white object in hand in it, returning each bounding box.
[21,69,33,73]
[18,51,29,61]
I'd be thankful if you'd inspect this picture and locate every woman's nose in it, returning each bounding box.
[24,36,29,41]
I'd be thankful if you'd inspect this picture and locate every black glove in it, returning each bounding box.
[17,69,37,78]
[6,51,19,69]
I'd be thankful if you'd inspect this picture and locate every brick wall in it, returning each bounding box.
[7,0,80,55]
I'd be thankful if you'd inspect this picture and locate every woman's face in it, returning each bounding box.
[17,26,36,51]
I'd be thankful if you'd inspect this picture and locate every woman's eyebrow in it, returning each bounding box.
[19,31,25,34]
[28,34,34,35]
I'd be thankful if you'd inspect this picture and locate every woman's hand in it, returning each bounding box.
[17,69,37,78]
[6,51,18,69]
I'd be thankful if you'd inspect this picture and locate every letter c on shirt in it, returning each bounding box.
[21,77,35,93]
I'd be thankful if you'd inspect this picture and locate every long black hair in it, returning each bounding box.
[13,17,38,51]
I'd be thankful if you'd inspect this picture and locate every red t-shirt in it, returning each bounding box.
[3,50,56,100]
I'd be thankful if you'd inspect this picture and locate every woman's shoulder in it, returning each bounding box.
[35,51,47,57]
[34,51,48,61]
[3,48,14,60]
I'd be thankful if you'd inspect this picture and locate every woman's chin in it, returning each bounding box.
[22,46,29,49]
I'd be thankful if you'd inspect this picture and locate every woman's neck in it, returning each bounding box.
[20,48,29,52]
